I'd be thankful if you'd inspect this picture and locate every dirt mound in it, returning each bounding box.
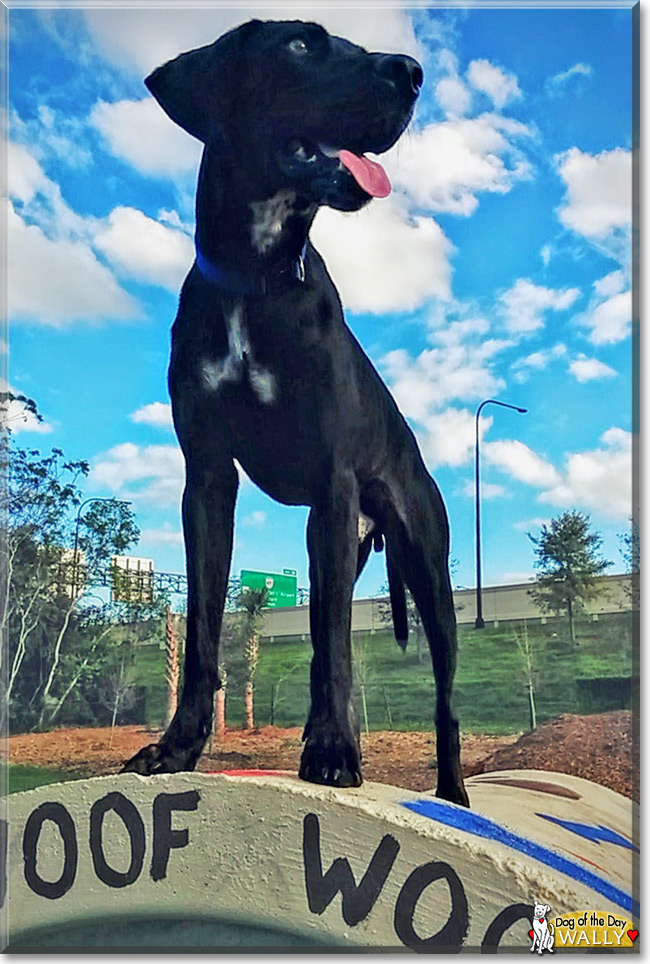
[466,710,637,802]
[6,711,636,800]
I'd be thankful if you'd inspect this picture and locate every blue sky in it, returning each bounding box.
[6,2,636,598]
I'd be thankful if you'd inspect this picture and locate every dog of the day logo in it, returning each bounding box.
[530,908,638,950]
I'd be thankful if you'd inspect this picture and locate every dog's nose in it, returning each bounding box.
[374,54,424,95]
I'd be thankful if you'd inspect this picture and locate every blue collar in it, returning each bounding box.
[195,242,307,296]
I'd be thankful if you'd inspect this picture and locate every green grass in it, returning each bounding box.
[133,610,636,736]
[8,764,80,794]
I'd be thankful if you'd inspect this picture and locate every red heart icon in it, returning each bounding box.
[628,930,638,942]
[528,930,534,940]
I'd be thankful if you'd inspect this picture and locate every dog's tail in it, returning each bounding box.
[386,549,408,650]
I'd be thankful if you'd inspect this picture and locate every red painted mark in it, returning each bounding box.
[565,849,609,875]
[628,930,638,942]
[203,769,292,777]
[528,930,534,940]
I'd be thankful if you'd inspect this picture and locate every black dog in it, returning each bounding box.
[123,19,469,807]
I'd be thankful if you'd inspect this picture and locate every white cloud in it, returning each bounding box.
[434,316,490,346]
[95,207,194,289]
[91,442,185,507]
[467,59,521,109]
[7,140,50,204]
[576,271,630,346]
[594,269,626,299]
[546,62,592,92]
[379,306,522,471]
[483,429,632,522]
[494,570,535,585]
[8,202,140,327]
[569,355,616,383]
[7,138,150,327]
[581,289,631,346]
[90,98,203,177]
[556,147,631,243]
[130,402,174,429]
[484,439,561,488]
[312,197,454,313]
[418,407,492,470]
[242,510,267,528]
[82,8,422,76]
[436,75,472,117]
[386,114,533,216]
[540,428,632,520]
[462,479,504,499]
[434,50,472,117]
[499,279,580,334]
[11,105,92,170]
[513,517,550,532]
[382,337,509,422]
[511,343,566,383]
[8,139,90,239]
[139,524,184,547]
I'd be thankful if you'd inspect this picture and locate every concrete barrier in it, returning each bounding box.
[253,573,634,640]
[3,769,638,951]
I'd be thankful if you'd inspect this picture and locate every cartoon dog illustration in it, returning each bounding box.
[530,900,555,954]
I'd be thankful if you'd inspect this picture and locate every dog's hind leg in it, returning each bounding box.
[385,475,469,807]
[300,471,362,788]
[123,458,238,775]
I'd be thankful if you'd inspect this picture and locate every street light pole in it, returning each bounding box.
[475,399,527,630]
[71,497,131,599]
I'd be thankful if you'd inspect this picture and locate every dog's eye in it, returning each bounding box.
[288,37,309,54]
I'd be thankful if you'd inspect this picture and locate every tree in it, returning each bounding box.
[376,557,461,664]
[98,644,137,747]
[0,391,44,432]
[215,610,247,738]
[377,585,427,662]
[1,437,140,730]
[1,440,88,729]
[165,605,180,727]
[618,518,640,610]
[529,511,611,644]
[78,500,139,577]
[239,588,269,729]
[269,661,301,725]
[351,635,375,736]
[512,621,539,731]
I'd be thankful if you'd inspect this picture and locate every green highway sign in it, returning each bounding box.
[240,569,298,609]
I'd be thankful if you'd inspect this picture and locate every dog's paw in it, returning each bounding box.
[299,728,362,788]
[435,782,470,808]
[121,742,191,776]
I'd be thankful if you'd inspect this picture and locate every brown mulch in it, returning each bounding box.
[465,710,638,803]
[5,710,637,801]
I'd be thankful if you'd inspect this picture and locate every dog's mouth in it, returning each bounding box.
[286,138,391,198]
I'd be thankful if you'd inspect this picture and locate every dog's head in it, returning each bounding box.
[533,901,551,920]
[146,19,422,212]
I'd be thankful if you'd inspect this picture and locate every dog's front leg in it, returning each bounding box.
[123,459,238,774]
[300,471,362,788]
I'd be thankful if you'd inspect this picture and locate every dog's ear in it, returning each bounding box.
[145,20,261,142]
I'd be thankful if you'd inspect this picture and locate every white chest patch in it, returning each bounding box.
[250,190,296,254]
[202,304,277,405]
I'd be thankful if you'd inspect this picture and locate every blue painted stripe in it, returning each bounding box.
[535,813,639,852]
[400,798,638,917]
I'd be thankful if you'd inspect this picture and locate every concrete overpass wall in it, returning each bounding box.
[258,574,633,641]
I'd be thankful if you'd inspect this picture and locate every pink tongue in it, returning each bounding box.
[338,150,391,198]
